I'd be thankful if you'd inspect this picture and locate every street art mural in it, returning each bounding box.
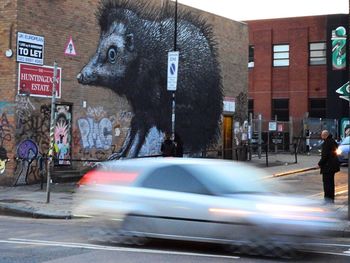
[77,0,223,158]
[76,107,132,164]
[77,106,113,150]
[14,98,51,184]
[0,102,15,177]
[14,139,38,185]
[0,147,9,175]
[54,104,72,165]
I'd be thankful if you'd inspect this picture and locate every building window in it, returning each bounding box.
[248,99,254,118]
[248,45,254,68]
[273,44,289,67]
[272,99,289,121]
[309,98,326,118]
[309,42,326,65]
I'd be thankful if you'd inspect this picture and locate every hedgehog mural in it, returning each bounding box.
[77,0,223,158]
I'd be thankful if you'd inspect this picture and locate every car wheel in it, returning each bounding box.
[115,215,148,246]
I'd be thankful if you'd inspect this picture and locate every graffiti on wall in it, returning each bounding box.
[54,105,72,165]
[15,96,51,183]
[0,147,9,175]
[77,106,114,150]
[0,102,15,115]
[0,102,15,176]
[14,139,38,185]
[77,0,223,158]
[16,104,51,155]
[75,108,133,163]
[15,95,35,120]
[0,112,13,147]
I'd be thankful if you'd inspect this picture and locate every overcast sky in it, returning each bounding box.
[174,0,349,21]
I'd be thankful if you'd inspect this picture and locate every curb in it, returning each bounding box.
[0,203,72,219]
[273,166,319,177]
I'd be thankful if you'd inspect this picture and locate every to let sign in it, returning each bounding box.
[17,32,44,65]
[18,63,62,98]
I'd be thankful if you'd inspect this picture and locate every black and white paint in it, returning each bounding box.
[77,0,223,158]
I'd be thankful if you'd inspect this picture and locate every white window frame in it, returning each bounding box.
[273,44,289,67]
[309,42,326,65]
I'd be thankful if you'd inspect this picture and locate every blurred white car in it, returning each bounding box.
[74,158,338,255]
[336,136,350,163]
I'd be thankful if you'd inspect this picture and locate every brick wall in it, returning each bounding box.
[0,0,247,185]
[247,15,328,120]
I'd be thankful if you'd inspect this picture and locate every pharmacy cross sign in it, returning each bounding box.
[336,81,350,101]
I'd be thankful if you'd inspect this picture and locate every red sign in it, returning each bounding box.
[18,63,61,98]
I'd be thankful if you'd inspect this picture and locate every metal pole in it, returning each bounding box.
[258,114,262,159]
[171,0,178,141]
[274,115,278,153]
[348,88,350,220]
[289,116,293,153]
[46,61,58,203]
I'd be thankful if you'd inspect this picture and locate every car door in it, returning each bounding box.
[136,165,218,240]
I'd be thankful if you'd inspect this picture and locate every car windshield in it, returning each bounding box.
[187,163,275,195]
[341,136,350,145]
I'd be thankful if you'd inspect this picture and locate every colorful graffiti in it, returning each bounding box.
[0,147,9,175]
[77,0,223,158]
[16,104,51,155]
[54,105,72,165]
[15,100,51,183]
[0,101,15,115]
[14,139,38,185]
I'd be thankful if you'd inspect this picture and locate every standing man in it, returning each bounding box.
[161,132,176,157]
[318,130,340,203]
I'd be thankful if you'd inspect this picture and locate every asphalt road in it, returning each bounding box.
[0,169,349,263]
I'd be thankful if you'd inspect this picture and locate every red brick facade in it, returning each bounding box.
[247,16,328,120]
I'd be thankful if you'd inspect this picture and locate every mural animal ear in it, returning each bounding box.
[126,33,134,52]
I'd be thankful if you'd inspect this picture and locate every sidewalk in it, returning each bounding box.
[0,153,349,236]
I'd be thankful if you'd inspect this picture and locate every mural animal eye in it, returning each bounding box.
[107,47,117,64]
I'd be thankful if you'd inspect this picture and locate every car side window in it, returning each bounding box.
[140,165,211,195]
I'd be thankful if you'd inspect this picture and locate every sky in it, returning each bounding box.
[174,0,349,21]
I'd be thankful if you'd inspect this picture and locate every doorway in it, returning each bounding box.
[223,116,233,159]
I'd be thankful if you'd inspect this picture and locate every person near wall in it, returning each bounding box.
[318,130,340,204]
[174,133,183,157]
[161,132,176,157]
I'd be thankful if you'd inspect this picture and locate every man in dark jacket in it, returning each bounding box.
[161,132,176,157]
[318,130,340,203]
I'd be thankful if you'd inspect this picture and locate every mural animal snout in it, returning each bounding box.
[77,68,97,85]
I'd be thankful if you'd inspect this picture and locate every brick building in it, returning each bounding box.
[246,14,348,122]
[0,0,247,185]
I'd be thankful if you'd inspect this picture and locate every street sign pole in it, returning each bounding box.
[46,61,57,203]
[172,0,178,141]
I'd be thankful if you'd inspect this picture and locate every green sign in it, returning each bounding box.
[336,81,349,101]
[332,26,347,70]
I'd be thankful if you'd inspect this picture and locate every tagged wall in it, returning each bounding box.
[0,0,247,185]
